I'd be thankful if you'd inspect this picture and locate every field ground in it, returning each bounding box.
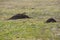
[0,0,60,40]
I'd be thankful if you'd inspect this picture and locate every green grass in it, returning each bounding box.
[0,0,60,40]
[0,20,60,40]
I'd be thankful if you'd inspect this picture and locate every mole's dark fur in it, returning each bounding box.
[46,18,56,23]
[8,14,30,20]
[31,8,34,9]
